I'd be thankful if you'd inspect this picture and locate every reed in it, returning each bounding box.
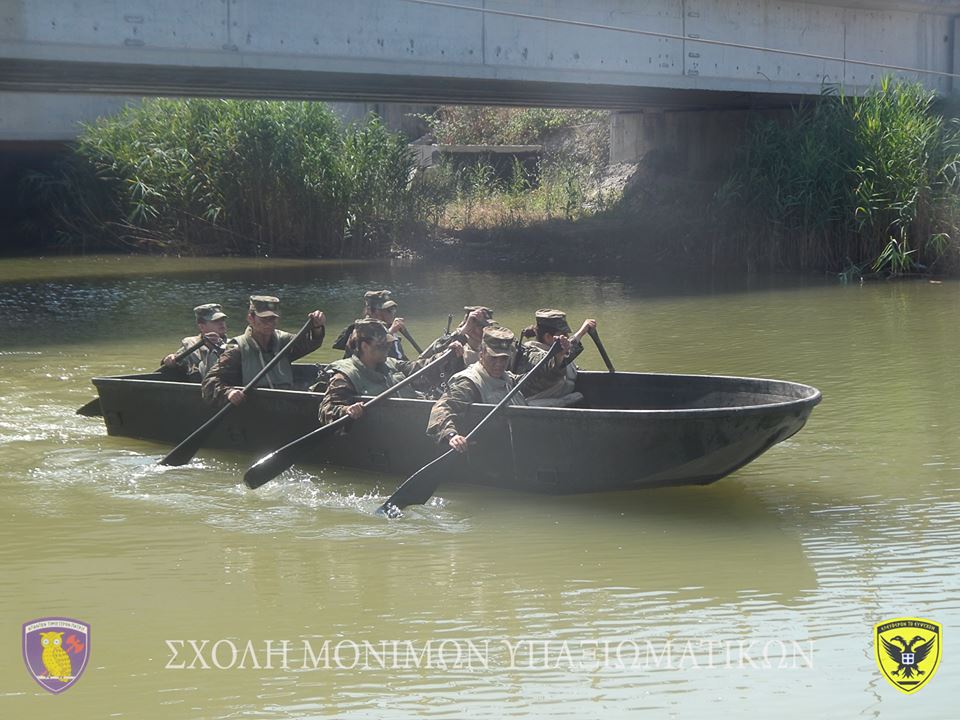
[28,99,417,257]
[719,80,960,276]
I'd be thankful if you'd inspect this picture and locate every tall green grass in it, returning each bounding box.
[28,99,416,257]
[719,80,960,275]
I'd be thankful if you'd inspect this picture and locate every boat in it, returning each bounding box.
[91,365,820,493]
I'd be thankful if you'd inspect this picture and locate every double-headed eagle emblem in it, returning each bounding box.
[874,618,942,693]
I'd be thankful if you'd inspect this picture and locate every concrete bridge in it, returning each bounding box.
[2,0,959,164]
[2,0,959,108]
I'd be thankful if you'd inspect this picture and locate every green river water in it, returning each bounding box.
[0,255,957,718]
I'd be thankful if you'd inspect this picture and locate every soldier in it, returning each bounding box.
[419,306,493,367]
[332,290,409,360]
[319,319,463,425]
[160,303,229,381]
[427,325,570,453]
[414,306,494,397]
[515,309,597,406]
[202,295,326,405]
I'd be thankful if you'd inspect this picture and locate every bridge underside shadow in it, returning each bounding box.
[0,58,804,112]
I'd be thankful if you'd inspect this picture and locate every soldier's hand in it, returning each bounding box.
[202,332,221,348]
[309,310,326,328]
[558,335,572,356]
[449,434,469,453]
[389,317,406,334]
[580,319,597,335]
[346,402,365,420]
[226,388,245,406]
[447,340,464,358]
[161,353,178,367]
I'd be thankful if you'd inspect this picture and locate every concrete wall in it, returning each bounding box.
[0,92,135,141]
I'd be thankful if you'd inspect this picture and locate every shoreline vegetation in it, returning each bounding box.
[20,80,960,278]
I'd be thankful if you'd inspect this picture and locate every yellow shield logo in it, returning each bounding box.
[875,618,942,693]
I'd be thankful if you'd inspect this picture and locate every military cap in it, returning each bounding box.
[352,318,396,344]
[194,303,227,323]
[463,305,494,327]
[481,325,515,357]
[364,290,397,311]
[535,308,572,334]
[249,295,281,318]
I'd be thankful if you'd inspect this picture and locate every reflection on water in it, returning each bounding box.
[1,257,958,718]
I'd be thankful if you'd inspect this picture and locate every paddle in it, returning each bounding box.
[158,319,314,467]
[398,326,423,355]
[587,327,615,373]
[243,347,457,489]
[75,335,212,417]
[377,339,564,518]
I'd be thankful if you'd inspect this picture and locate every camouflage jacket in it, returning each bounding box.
[201,325,325,404]
[512,339,584,398]
[318,355,430,425]
[160,335,224,382]
[425,352,564,444]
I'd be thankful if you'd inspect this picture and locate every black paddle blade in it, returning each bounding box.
[244,450,296,489]
[376,452,451,516]
[158,406,227,466]
[76,397,102,417]
[374,502,404,519]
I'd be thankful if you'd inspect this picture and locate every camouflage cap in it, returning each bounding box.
[364,290,397,311]
[249,295,281,318]
[535,308,572,334]
[463,305,494,327]
[353,318,396,344]
[481,325,515,357]
[194,303,227,323]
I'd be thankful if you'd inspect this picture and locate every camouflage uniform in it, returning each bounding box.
[332,290,408,361]
[161,303,228,381]
[319,320,432,425]
[513,309,584,402]
[416,306,494,392]
[426,325,564,444]
[202,296,325,404]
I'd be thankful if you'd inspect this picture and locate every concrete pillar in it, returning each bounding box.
[609,108,783,183]
[953,17,960,95]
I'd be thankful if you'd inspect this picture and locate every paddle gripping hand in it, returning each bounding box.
[308,310,326,328]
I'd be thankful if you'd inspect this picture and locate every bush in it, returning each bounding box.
[28,99,417,257]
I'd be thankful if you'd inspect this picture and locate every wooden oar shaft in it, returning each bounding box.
[243,347,457,489]
[587,327,615,373]
[398,327,423,355]
[378,339,564,515]
[158,319,314,467]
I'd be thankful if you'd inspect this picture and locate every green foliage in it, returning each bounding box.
[28,99,417,257]
[420,106,607,146]
[720,80,960,275]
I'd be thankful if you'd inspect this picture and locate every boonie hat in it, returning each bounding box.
[535,308,572,334]
[249,295,281,318]
[481,325,515,357]
[353,318,396,344]
[364,290,397,311]
[194,303,227,323]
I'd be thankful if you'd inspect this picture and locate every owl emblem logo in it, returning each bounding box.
[23,617,90,694]
[875,618,942,694]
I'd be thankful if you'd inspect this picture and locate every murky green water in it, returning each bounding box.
[1,256,957,718]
